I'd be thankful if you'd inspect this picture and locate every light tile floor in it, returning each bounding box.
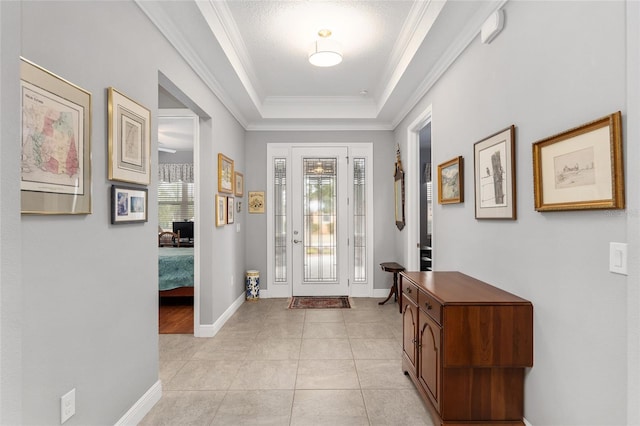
[141,297,434,425]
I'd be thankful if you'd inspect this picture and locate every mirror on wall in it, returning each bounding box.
[394,158,405,230]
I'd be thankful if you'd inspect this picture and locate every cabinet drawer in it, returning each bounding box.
[418,290,442,325]
[403,282,418,303]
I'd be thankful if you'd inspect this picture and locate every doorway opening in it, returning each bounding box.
[157,87,198,334]
[419,124,432,271]
[406,105,432,271]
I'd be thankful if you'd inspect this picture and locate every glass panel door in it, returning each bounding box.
[292,147,348,296]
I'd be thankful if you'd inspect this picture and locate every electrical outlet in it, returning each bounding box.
[61,388,75,424]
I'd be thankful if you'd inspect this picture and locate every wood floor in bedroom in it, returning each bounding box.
[159,296,194,334]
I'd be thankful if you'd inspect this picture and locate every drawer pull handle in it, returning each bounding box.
[425,303,432,310]
[407,288,412,293]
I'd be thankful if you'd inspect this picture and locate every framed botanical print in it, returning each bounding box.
[20,57,92,214]
[234,172,244,197]
[218,153,234,194]
[216,194,227,226]
[108,87,151,185]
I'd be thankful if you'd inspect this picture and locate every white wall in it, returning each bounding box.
[396,1,631,424]
[244,131,398,293]
[11,1,246,424]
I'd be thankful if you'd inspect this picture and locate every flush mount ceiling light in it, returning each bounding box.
[308,29,342,67]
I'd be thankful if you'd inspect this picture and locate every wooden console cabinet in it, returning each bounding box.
[400,271,533,425]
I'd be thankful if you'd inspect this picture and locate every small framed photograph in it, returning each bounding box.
[20,58,92,214]
[234,171,244,197]
[248,191,265,214]
[216,194,227,226]
[533,111,624,211]
[107,87,151,185]
[474,125,516,219]
[218,153,234,194]
[227,196,235,224]
[111,185,148,224]
[437,156,464,204]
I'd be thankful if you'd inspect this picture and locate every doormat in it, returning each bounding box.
[288,296,351,309]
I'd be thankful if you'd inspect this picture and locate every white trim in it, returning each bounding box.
[195,292,245,338]
[405,106,432,271]
[266,143,374,298]
[157,108,201,336]
[114,380,162,426]
[522,416,532,426]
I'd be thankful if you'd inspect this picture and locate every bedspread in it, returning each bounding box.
[159,247,194,291]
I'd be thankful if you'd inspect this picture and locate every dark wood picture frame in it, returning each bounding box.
[473,126,516,219]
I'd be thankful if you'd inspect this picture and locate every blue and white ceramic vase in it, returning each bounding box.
[245,270,260,301]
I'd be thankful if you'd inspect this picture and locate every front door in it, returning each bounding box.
[291,147,349,296]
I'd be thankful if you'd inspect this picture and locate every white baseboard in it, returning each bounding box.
[252,288,390,299]
[115,380,162,426]
[523,416,533,426]
[195,292,245,338]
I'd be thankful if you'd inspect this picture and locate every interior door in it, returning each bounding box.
[291,147,349,296]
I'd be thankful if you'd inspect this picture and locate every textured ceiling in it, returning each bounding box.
[141,0,505,132]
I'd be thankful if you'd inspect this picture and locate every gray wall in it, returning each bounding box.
[0,1,23,423]
[395,1,633,424]
[244,131,397,292]
[10,1,246,424]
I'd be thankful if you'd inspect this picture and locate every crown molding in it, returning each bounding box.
[376,0,447,114]
[135,0,250,128]
[391,0,508,128]
[261,96,377,119]
[196,0,265,110]
[246,119,394,132]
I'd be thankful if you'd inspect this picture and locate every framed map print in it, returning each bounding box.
[20,57,92,214]
[108,87,151,185]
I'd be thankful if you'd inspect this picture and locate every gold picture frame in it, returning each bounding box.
[234,171,244,197]
[438,156,464,204]
[108,87,151,185]
[20,58,92,214]
[248,191,265,214]
[215,194,227,226]
[532,111,624,212]
[218,153,234,194]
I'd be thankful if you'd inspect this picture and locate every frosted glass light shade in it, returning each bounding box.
[308,39,343,67]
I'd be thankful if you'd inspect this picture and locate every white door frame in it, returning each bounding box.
[157,108,200,335]
[266,142,374,298]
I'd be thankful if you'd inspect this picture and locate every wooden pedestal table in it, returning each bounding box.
[379,262,405,313]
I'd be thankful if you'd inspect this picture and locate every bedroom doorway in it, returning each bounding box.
[157,91,198,334]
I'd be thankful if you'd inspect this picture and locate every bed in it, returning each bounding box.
[159,247,194,297]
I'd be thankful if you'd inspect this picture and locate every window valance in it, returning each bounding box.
[158,163,194,183]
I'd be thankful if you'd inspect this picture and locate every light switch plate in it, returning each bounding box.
[609,242,627,275]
